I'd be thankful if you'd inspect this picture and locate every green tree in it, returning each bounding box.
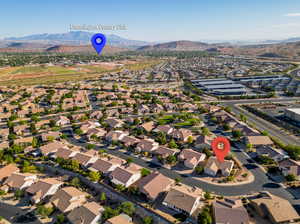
[36,205,54,218]
[47,136,55,142]
[99,192,106,204]
[14,189,24,199]
[204,191,213,200]
[0,190,6,197]
[31,115,40,122]
[112,83,119,91]
[115,184,126,192]
[119,201,135,216]
[32,137,38,148]
[56,214,65,224]
[261,130,269,136]
[201,127,210,136]
[175,177,181,185]
[142,216,153,224]
[223,124,230,131]
[187,136,194,144]
[224,106,232,113]
[198,207,212,224]
[74,128,83,135]
[239,114,247,122]
[285,174,297,182]
[86,143,96,150]
[156,132,167,145]
[166,155,177,164]
[232,130,243,139]
[102,207,120,221]
[195,166,204,175]
[126,158,134,165]
[89,171,101,182]
[70,177,81,187]
[141,168,151,177]
[168,139,178,149]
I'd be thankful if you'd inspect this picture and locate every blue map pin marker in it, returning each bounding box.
[91,33,106,55]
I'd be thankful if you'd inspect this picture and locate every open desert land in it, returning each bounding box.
[0,59,161,86]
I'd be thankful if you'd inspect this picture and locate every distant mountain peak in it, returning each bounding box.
[138,40,210,51]
[4,31,151,48]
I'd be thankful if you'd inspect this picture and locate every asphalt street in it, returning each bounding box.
[67,137,300,210]
[226,103,300,145]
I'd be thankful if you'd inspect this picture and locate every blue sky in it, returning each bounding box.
[1,0,300,41]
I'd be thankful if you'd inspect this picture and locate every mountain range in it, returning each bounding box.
[2,31,300,58]
[3,31,151,48]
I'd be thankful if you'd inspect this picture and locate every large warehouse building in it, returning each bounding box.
[285,108,300,122]
[191,78,247,95]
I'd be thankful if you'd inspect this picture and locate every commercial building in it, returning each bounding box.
[285,108,300,122]
[191,78,247,95]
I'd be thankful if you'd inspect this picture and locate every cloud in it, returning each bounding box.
[272,23,300,28]
[284,13,300,17]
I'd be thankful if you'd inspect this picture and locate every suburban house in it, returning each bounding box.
[105,118,124,128]
[80,121,101,134]
[39,141,67,156]
[172,128,193,142]
[53,147,78,160]
[0,141,9,150]
[250,192,300,224]
[255,146,289,162]
[139,121,155,132]
[212,198,250,224]
[162,184,203,215]
[104,213,133,224]
[54,116,70,126]
[50,187,87,213]
[89,157,124,175]
[105,130,128,142]
[137,105,150,114]
[26,178,63,204]
[244,135,273,147]
[0,128,9,141]
[120,136,140,147]
[195,135,214,149]
[72,152,98,167]
[14,136,33,145]
[233,124,260,136]
[36,120,50,130]
[86,128,107,140]
[0,164,20,183]
[135,139,159,154]
[153,146,180,159]
[2,173,37,192]
[13,124,29,136]
[137,171,174,201]
[109,163,142,188]
[278,159,300,178]
[204,156,234,177]
[153,125,174,135]
[90,110,103,120]
[67,202,104,224]
[41,131,61,142]
[178,149,206,169]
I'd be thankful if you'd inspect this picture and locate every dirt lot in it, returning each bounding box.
[0,60,159,86]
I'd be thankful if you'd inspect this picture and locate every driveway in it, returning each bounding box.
[67,137,300,211]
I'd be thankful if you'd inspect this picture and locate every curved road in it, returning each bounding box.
[68,138,300,209]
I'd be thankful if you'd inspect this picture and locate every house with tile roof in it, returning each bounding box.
[162,184,203,215]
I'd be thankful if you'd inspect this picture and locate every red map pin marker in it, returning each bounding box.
[211,136,230,162]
